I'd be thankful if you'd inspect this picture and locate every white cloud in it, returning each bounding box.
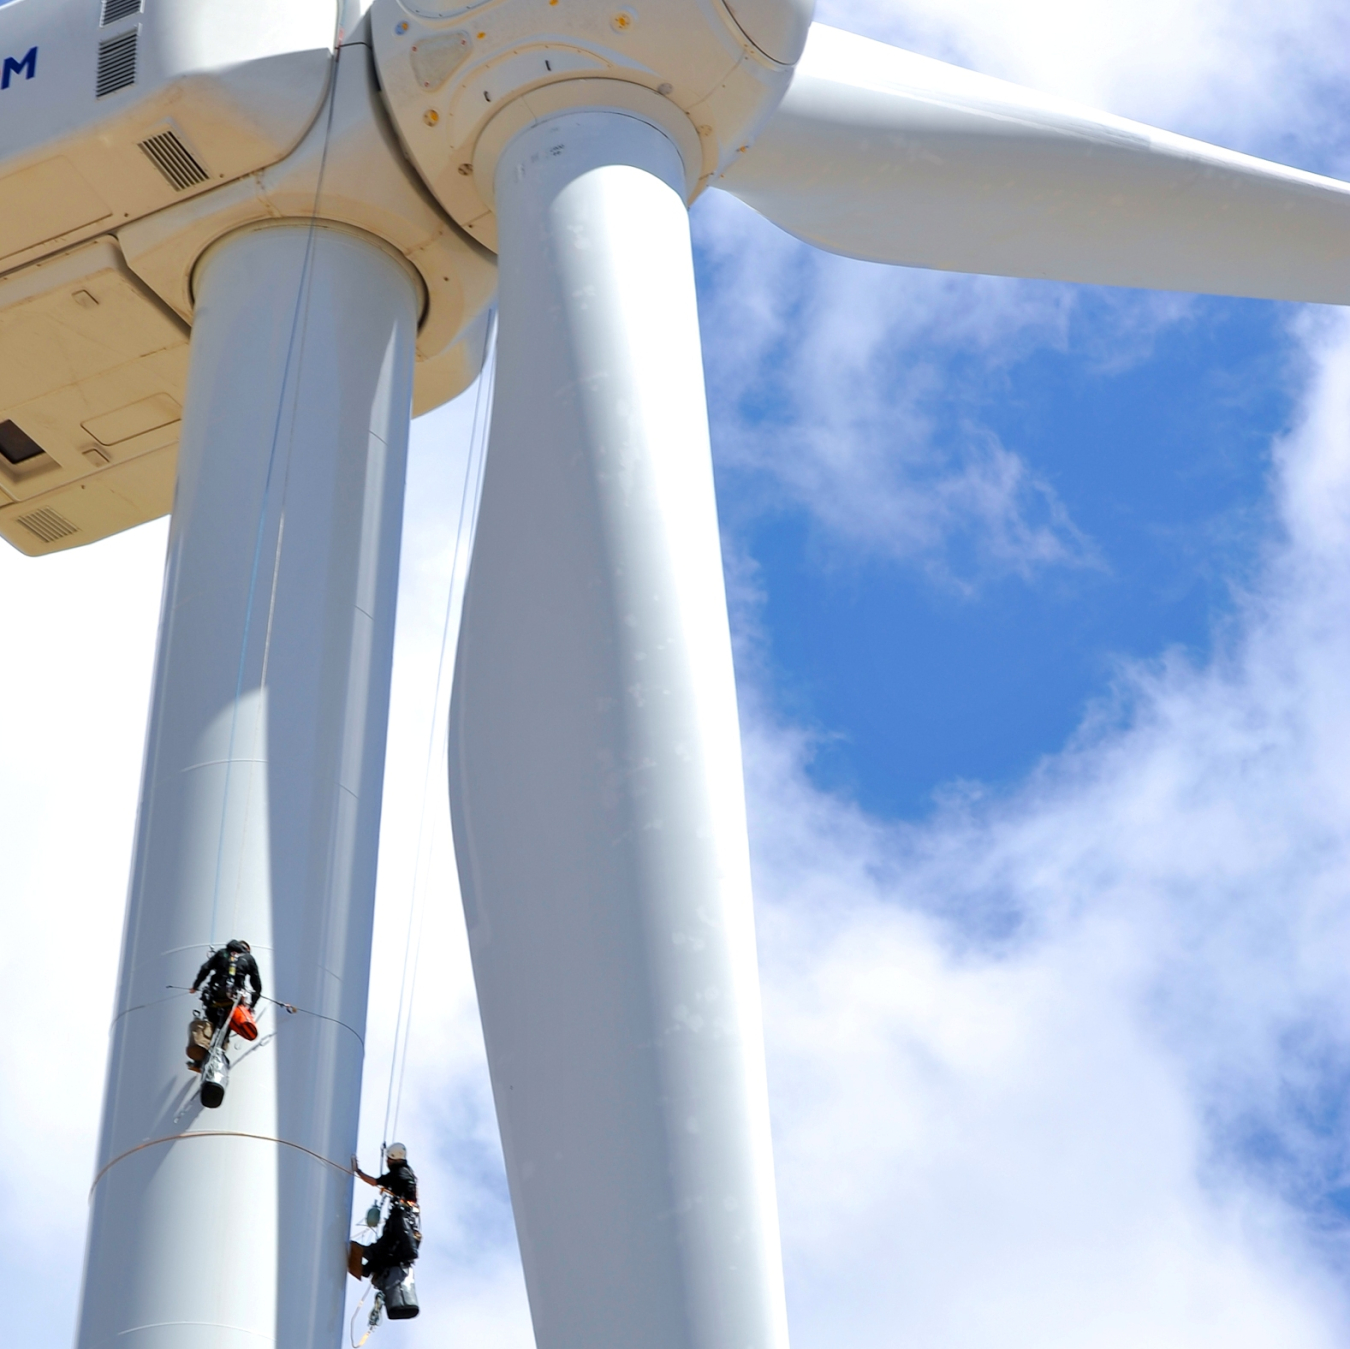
[818,0,1350,165]
[695,192,1099,588]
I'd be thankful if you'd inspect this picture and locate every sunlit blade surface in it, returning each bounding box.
[720,22,1350,303]
[76,222,417,1349]
[449,110,788,1349]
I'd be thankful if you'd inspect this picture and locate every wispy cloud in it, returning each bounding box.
[820,0,1350,165]
[696,193,1100,588]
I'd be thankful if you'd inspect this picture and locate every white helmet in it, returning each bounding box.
[385,1142,407,1162]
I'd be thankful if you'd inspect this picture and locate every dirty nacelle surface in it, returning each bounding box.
[0,0,336,555]
[0,0,811,557]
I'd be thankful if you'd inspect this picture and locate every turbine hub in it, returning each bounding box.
[370,0,814,250]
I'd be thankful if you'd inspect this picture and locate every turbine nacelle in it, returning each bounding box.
[0,2,498,555]
[0,0,336,554]
[0,0,336,270]
[0,0,815,555]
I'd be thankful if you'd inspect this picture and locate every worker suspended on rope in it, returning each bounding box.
[185,939,262,1076]
[192,939,263,1030]
[349,1144,421,1320]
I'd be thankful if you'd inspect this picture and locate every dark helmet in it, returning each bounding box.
[226,939,252,954]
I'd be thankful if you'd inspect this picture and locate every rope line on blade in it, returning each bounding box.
[206,52,343,946]
[90,1129,352,1194]
[380,310,498,1152]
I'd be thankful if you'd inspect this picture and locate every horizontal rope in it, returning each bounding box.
[141,986,365,1046]
[111,988,194,1025]
[91,1130,351,1195]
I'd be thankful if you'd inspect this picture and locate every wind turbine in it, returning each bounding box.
[2,0,1347,1345]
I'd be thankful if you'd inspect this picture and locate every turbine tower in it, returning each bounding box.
[1,0,1347,1345]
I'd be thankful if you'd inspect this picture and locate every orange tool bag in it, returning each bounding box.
[230,1004,260,1041]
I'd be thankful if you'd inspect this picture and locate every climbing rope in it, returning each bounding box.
[380,311,498,1150]
[206,58,343,946]
[350,1281,384,1348]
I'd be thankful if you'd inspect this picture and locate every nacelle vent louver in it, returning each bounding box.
[96,28,138,97]
[139,131,209,191]
[17,508,79,544]
[100,0,142,26]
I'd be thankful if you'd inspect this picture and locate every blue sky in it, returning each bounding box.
[702,259,1294,816]
[9,2,1350,1347]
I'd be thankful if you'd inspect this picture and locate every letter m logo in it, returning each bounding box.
[2,47,37,90]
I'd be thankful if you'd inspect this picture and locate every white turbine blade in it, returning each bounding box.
[720,23,1350,303]
[76,222,418,1349]
[449,110,789,1348]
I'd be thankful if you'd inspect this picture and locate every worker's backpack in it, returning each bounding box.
[186,1018,211,1063]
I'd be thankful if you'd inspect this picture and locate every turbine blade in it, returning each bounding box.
[449,111,788,1348]
[76,223,418,1349]
[720,23,1350,303]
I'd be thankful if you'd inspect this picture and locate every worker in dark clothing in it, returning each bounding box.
[353,1144,421,1279]
[191,939,263,1033]
[355,1145,418,1203]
